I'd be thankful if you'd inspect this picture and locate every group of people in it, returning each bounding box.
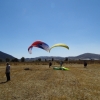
[49,61,87,68]
[4,61,63,82]
[49,61,63,68]
[4,61,87,82]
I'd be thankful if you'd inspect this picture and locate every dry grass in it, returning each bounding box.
[0,63,100,100]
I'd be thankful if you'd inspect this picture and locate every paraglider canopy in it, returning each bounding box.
[49,43,69,52]
[28,40,50,54]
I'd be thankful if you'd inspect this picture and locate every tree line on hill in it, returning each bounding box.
[0,57,25,62]
[0,56,100,64]
[0,57,69,62]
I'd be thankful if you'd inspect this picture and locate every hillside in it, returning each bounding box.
[26,53,100,61]
[68,53,100,60]
[0,51,100,61]
[0,51,15,60]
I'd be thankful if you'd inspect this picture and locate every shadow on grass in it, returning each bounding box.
[0,81,8,84]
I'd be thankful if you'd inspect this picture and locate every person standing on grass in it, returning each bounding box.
[84,61,87,68]
[49,62,52,68]
[5,62,11,81]
[60,61,63,67]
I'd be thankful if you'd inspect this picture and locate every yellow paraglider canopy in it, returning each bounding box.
[49,43,69,52]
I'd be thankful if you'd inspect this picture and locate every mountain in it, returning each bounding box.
[25,53,100,61]
[0,51,15,60]
[0,51,100,61]
[68,53,100,60]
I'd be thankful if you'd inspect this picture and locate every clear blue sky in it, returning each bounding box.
[0,0,100,59]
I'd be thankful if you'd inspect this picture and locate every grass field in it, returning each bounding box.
[0,63,100,100]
